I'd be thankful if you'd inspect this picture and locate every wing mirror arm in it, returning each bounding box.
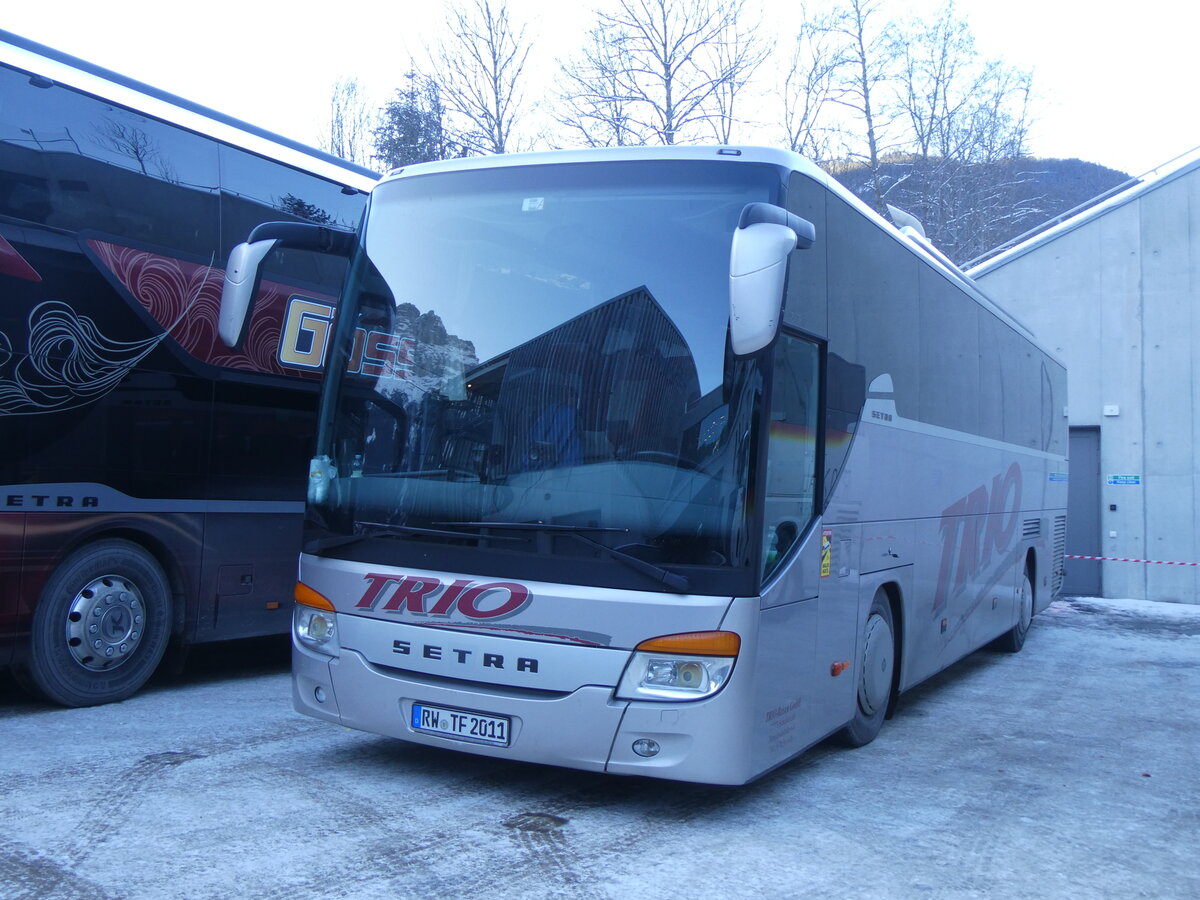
[728,202,816,357]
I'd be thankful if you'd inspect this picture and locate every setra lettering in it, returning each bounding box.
[391,639,539,675]
[6,494,99,508]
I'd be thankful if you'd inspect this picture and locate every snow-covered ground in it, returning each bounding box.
[1,596,1196,899]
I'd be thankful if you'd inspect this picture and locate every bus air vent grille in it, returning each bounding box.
[1052,515,1067,594]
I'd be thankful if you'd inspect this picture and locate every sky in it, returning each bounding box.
[6,0,1199,177]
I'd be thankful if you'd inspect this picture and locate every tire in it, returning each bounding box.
[837,590,896,748]
[23,539,173,707]
[993,567,1034,654]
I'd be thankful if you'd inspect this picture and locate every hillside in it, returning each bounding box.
[827,156,1132,266]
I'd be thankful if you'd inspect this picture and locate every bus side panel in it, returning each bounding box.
[748,556,825,777]
[817,176,1066,685]
[0,512,22,665]
[807,524,862,737]
[194,378,316,640]
[830,406,1057,690]
[194,511,301,639]
[751,522,919,776]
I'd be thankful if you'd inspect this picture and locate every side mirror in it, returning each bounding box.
[729,203,815,357]
[217,221,357,349]
[218,239,277,348]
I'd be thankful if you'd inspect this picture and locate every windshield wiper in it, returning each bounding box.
[305,522,523,554]
[436,521,628,534]
[435,521,691,593]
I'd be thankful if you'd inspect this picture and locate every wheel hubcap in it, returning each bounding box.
[65,575,145,671]
[1017,574,1033,631]
[859,613,894,716]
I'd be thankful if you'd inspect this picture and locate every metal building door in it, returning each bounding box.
[1064,427,1101,596]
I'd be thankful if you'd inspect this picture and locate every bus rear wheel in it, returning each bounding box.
[837,590,895,748]
[993,567,1034,654]
[24,540,172,707]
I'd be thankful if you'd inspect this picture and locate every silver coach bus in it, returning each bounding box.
[221,146,1067,785]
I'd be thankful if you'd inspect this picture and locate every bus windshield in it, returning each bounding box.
[308,160,785,594]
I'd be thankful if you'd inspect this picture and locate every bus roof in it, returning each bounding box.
[0,28,378,192]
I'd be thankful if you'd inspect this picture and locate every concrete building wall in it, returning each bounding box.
[974,164,1200,603]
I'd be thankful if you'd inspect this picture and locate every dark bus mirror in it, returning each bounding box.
[729,203,816,357]
[218,221,356,349]
[219,238,277,348]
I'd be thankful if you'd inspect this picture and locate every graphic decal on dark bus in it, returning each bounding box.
[0,233,41,282]
[88,239,332,377]
[0,240,343,415]
[0,298,170,415]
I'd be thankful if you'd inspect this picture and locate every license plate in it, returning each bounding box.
[410,702,511,747]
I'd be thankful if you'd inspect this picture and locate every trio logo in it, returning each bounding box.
[278,296,414,378]
[933,462,1022,614]
[356,573,533,621]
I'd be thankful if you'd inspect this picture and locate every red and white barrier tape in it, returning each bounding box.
[1066,554,1200,567]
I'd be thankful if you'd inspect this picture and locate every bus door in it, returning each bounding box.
[814,524,861,734]
[757,332,865,743]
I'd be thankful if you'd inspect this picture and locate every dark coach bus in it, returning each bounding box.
[0,30,376,706]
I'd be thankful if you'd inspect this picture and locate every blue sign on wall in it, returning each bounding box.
[1106,474,1142,485]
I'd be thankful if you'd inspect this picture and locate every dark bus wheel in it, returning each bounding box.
[25,540,172,707]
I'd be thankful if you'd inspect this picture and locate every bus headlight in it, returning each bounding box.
[616,631,739,702]
[294,582,340,657]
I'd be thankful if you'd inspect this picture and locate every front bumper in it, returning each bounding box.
[293,637,757,784]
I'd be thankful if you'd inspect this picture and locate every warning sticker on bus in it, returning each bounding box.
[820,530,833,578]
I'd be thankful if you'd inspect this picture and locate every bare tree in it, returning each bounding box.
[892,2,1031,165]
[557,23,648,147]
[961,62,1032,164]
[893,5,969,161]
[322,77,375,167]
[432,0,532,155]
[827,0,899,212]
[803,0,1041,261]
[777,6,848,160]
[558,0,765,147]
[700,4,768,144]
[883,2,1037,259]
[93,121,159,175]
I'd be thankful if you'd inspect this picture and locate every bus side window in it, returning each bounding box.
[218,143,358,296]
[0,64,220,253]
[763,333,821,577]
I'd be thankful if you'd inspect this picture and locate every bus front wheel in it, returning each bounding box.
[23,540,173,707]
[838,590,895,748]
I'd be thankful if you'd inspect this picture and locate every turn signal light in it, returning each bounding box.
[635,631,741,657]
[295,581,335,611]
